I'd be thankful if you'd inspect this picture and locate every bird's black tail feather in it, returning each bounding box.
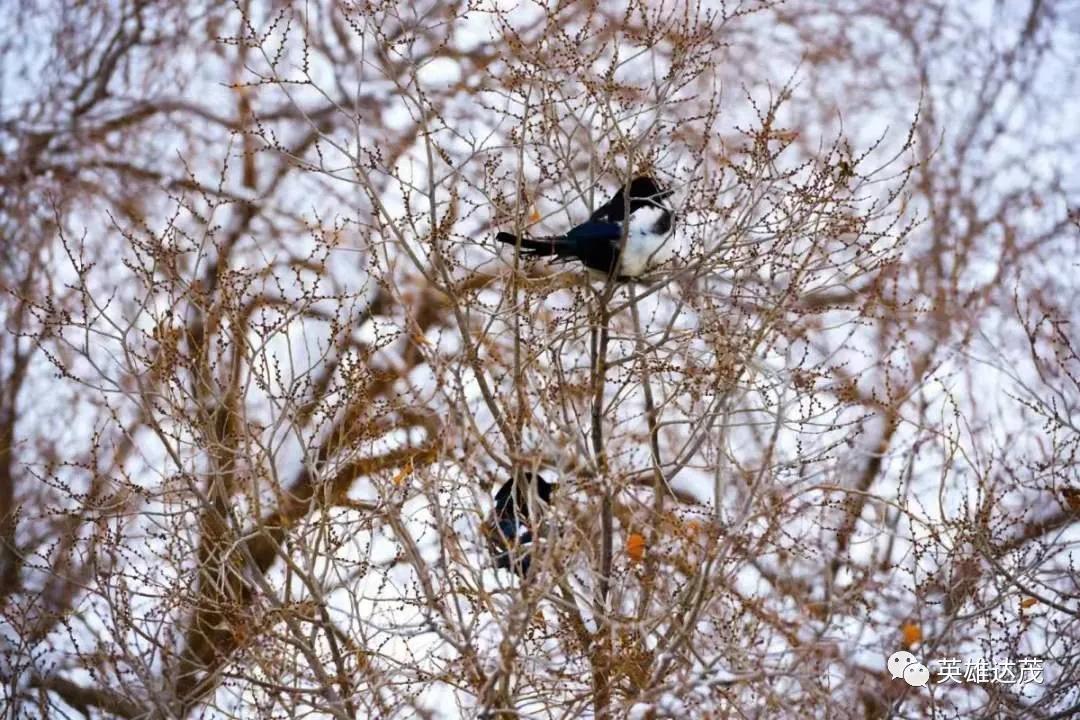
[496,231,569,257]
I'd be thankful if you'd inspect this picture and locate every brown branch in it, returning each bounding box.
[30,673,143,719]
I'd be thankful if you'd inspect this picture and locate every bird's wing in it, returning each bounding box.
[589,192,625,223]
[493,479,514,511]
[565,220,622,245]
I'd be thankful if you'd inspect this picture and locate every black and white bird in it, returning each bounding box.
[484,472,554,577]
[496,176,675,281]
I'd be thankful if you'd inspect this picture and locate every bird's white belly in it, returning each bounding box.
[619,206,671,277]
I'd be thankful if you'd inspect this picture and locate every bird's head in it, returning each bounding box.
[522,471,555,504]
[494,471,555,512]
[628,176,673,203]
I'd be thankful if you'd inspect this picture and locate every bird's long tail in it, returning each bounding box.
[496,232,570,257]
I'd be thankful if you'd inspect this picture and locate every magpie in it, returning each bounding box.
[496,176,674,280]
[484,472,554,577]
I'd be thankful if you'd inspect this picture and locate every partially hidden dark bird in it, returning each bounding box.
[485,472,554,577]
[496,176,675,281]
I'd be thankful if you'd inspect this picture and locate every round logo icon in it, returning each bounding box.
[903,663,930,687]
[888,650,917,679]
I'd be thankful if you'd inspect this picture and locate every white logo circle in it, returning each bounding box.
[887,650,917,679]
[903,662,930,687]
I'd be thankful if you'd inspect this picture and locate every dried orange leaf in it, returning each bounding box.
[627,533,646,562]
[391,461,413,486]
[901,622,922,648]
